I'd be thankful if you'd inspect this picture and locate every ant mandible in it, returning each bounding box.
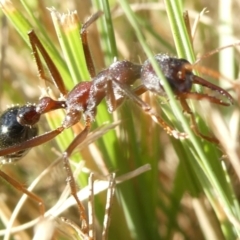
[0,10,234,228]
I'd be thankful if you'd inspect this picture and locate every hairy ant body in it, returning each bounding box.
[0,10,234,230]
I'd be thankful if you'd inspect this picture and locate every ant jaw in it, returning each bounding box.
[192,75,234,105]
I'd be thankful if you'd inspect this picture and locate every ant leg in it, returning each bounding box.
[106,79,188,139]
[106,80,117,112]
[104,79,149,113]
[64,122,91,156]
[0,170,45,215]
[115,85,147,107]
[28,30,68,96]
[194,40,240,64]
[81,11,103,78]
[131,85,148,96]
[179,92,230,106]
[178,96,219,143]
[61,118,92,232]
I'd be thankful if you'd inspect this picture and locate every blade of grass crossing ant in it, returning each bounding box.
[47,9,95,186]
[92,0,118,65]
[164,0,195,61]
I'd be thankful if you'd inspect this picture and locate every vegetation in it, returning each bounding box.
[0,0,239,239]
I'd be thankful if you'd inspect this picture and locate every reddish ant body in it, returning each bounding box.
[0,11,234,229]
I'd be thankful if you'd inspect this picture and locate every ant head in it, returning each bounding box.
[141,54,194,95]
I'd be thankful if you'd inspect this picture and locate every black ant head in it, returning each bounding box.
[141,54,194,95]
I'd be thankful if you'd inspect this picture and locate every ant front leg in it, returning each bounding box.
[178,92,230,106]
[178,96,219,143]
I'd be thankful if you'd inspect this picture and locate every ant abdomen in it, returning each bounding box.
[141,54,193,94]
[0,106,38,164]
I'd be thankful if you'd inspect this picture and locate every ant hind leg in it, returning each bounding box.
[0,170,45,215]
[61,118,92,232]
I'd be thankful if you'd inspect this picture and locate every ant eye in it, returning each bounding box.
[177,71,185,80]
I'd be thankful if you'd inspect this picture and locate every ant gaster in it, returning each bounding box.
[0,11,234,230]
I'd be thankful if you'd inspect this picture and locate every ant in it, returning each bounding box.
[0,9,234,232]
